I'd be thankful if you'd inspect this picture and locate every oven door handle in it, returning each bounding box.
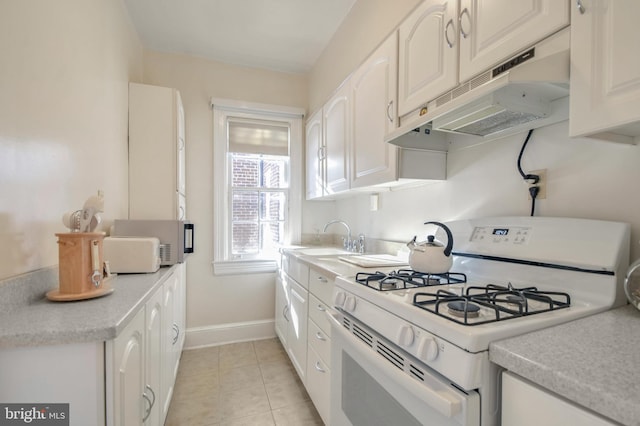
[327,310,462,419]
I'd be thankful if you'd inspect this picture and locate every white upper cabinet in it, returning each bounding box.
[398,0,569,118]
[398,0,458,117]
[569,0,640,144]
[351,32,399,188]
[305,109,325,200]
[323,82,351,195]
[458,0,569,82]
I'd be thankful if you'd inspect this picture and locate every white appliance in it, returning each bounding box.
[103,236,161,273]
[330,216,630,426]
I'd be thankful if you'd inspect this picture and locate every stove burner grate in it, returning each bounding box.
[355,270,467,291]
[412,283,571,326]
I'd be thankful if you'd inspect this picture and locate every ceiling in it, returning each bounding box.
[123,0,357,74]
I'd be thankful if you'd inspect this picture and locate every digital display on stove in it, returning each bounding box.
[492,228,509,236]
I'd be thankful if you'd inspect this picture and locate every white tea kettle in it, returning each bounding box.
[407,221,454,274]
[624,258,640,310]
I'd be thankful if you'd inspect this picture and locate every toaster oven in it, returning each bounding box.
[112,219,194,265]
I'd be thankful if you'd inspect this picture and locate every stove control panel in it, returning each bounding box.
[470,226,531,245]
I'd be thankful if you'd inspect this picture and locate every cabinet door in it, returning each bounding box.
[398,0,458,116]
[111,307,145,426]
[323,83,351,195]
[161,271,177,419]
[351,32,399,188]
[569,0,640,142]
[176,91,186,196]
[305,109,325,200]
[458,0,569,82]
[144,289,163,426]
[287,279,308,382]
[129,83,183,220]
[275,272,290,346]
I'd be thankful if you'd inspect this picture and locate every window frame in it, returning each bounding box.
[212,98,303,275]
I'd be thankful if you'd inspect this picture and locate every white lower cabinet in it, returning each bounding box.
[276,255,310,381]
[502,371,616,426]
[276,256,335,423]
[107,266,186,426]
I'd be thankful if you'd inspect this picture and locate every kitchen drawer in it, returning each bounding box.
[308,318,331,368]
[308,293,331,337]
[283,255,309,288]
[309,268,334,305]
[306,344,330,425]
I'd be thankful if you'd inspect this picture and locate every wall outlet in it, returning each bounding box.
[528,169,546,200]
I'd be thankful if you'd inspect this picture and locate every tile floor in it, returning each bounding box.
[165,338,325,426]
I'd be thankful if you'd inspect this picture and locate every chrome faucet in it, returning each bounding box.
[323,220,353,251]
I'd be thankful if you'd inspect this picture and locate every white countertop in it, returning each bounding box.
[490,304,640,426]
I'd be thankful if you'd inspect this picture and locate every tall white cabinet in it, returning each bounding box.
[569,0,640,144]
[128,82,186,220]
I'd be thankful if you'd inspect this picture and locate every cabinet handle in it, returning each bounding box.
[444,19,455,48]
[576,0,585,14]
[283,305,290,322]
[318,146,327,160]
[172,323,180,345]
[386,100,394,123]
[459,8,471,39]
[316,276,328,283]
[315,331,326,341]
[142,385,156,422]
[316,304,326,312]
[315,361,326,373]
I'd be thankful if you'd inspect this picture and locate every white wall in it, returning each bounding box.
[331,122,640,262]
[0,0,142,280]
[308,0,421,112]
[141,51,308,345]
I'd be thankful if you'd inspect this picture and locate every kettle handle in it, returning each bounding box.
[423,221,454,257]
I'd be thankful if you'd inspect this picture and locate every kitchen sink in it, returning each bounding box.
[338,254,408,268]
[295,247,354,256]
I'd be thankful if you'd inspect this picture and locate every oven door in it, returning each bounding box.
[329,312,480,426]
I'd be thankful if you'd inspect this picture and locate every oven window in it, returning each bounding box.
[342,352,421,426]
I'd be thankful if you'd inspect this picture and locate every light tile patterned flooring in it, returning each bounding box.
[165,338,325,426]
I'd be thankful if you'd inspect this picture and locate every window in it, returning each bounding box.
[212,99,303,275]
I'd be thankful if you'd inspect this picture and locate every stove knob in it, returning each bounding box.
[397,325,415,347]
[334,291,346,308]
[417,337,439,362]
[343,295,357,313]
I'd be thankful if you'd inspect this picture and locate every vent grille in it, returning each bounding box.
[376,341,404,370]
[410,364,426,381]
[433,69,495,109]
[435,92,452,108]
[469,70,492,90]
[159,244,171,262]
[353,323,373,347]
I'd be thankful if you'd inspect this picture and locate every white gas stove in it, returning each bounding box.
[329,216,630,426]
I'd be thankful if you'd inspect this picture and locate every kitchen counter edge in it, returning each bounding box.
[489,304,640,426]
[0,265,177,349]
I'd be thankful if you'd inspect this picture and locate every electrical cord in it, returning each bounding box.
[517,129,540,184]
[518,129,540,216]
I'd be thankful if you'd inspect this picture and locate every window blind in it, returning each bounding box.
[228,118,289,156]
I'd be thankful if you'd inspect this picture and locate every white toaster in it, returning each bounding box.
[103,236,161,273]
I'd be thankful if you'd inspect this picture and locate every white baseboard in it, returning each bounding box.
[184,319,276,349]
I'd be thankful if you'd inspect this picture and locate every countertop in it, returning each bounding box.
[0,266,175,349]
[490,304,640,426]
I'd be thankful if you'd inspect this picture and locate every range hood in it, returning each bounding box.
[387,28,570,148]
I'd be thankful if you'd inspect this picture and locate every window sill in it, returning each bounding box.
[212,259,278,276]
